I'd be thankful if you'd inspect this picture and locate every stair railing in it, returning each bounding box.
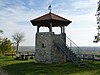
[66,36,82,57]
[53,36,81,64]
[54,35,83,58]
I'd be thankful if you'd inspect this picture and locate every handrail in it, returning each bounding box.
[66,36,83,56]
[54,43,78,64]
[53,36,81,64]
[66,36,80,49]
[54,35,83,57]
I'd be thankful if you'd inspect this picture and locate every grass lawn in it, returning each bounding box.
[0,56,100,75]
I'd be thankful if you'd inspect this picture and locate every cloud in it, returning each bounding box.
[0,0,99,46]
[52,0,98,15]
[66,27,97,46]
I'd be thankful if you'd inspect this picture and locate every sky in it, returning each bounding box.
[0,0,99,46]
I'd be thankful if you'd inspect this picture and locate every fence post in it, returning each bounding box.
[92,55,95,62]
[70,40,72,50]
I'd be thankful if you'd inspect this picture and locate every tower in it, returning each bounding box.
[30,12,71,63]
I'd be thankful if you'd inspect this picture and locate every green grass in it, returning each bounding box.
[0,56,100,75]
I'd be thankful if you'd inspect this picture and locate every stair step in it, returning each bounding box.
[70,57,79,59]
[69,55,77,57]
[78,61,83,63]
[79,63,85,67]
[70,57,77,59]
[54,41,85,66]
[71,58,78,61]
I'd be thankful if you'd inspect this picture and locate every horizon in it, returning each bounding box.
[18,45,100,47]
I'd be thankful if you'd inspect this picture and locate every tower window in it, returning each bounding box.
[42,43,45,48]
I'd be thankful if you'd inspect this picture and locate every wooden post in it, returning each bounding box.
[49,23,52,32]
[61,26,63,34]
[62,26,65,33]
[37,25,39,32]
[92,55,95,62]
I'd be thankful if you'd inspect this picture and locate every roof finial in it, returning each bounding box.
[48,5,52,13]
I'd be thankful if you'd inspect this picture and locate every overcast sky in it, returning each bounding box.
[0,0,99,46]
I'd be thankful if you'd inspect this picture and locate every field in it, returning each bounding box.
[0,56,100,75]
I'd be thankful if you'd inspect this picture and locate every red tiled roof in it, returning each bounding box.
[31,12,72,27]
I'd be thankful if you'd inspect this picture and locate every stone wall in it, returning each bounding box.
[35,32,66,63]
[51,33,66,63]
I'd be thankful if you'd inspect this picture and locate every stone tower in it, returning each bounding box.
[31,12,71,63]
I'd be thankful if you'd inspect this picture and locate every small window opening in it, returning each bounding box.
[42,43,45,48]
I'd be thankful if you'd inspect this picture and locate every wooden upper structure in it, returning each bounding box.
[30,12,72,33]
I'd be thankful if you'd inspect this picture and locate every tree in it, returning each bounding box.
[0,38,14,55]
[94,0,100,43]
[0,30,3,53]
[0,30,3,43]
[12,32,24,54]
[0,30,3,34]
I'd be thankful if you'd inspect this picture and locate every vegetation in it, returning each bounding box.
[0,38,15,55]
[12,32,24,54]
[97,0,100,11]
[0,30,3,34]
[94,0,100,42]
[0,29,3,45]
[0,56,100,75]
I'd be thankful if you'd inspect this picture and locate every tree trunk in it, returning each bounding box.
[16,42,19,54]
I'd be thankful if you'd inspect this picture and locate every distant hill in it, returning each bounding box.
[80,47,100,51]
[18,46,35,53]
[17,46,100,55]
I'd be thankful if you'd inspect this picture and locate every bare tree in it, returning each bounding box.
[12,32,24,54]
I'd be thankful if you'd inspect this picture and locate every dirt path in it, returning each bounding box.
[0,68,8,75]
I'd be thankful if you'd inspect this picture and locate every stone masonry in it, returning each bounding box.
[35,32,66,63]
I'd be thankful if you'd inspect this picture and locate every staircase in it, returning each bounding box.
[54,36,85,67]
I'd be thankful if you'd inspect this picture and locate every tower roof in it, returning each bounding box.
[30,12,72,27]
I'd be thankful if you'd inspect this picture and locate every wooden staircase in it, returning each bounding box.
[54,36,85,67]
